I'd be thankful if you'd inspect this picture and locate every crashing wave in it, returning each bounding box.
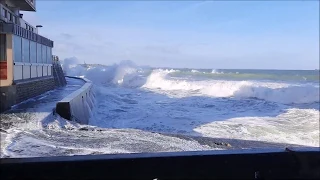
[142,69,319,104]
[62,59,319,104]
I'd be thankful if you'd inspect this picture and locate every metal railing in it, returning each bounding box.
[0,3,36,33]
[0,22,53,47]
[52,55,62,66]
[0,3,19,25]
[0,147,319,179]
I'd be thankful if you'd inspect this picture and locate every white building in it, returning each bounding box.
[0,0,54,87]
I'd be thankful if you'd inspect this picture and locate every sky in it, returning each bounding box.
[23,0,319,69]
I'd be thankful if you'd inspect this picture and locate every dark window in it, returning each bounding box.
[3,9,7,18]
[9,13,12,21]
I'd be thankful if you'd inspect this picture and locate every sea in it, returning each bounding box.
[1,60,319,157]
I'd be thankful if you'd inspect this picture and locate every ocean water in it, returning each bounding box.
[1,61,319,158]
[66,61,320,147]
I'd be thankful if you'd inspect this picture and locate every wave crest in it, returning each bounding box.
[62,59,319,104]
[143,69,319,104]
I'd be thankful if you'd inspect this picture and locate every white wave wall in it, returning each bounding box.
[61,59,319,104]
[143,69,320,104]
[63,59,144,86]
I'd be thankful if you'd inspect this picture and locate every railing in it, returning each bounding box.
[0,23,53,47]
[0,3,36,33]
[0,3,19,25]
[0,147,319,179]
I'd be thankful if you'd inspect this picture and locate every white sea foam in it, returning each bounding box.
[65,64,319,104]
[194,108,320,147]
[211,69,224,74]
[142,69,319,104]
[64,61,318,106]
[3,59,317,158]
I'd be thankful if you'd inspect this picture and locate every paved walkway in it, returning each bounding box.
[0,77,84,130]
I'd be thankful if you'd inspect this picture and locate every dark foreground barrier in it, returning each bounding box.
[55,76,94,124]
[0,147,319,179]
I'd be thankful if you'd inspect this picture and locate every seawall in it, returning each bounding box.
[55,76,95,124]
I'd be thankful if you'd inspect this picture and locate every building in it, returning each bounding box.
[0,0,61,112]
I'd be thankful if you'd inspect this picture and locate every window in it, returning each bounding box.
[0,34,6,61]
[47,47,52,64]
[42,44,46,63]
[37,43,41,63]
[22,38,30,62]
[13,35,22,62]
[9,13,12,22]
[30,41,36,63]
[3,9,7,18]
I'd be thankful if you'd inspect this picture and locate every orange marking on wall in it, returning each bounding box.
[0,61,7,80]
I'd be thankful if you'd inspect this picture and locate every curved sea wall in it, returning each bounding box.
[55,76,95,124]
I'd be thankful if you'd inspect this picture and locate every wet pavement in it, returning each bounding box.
[0,77,84,130]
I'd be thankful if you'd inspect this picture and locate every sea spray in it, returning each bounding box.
[56,59,320,147]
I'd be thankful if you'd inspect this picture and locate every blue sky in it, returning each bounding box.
[23,1,319,69]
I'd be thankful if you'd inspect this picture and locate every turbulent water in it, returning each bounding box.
[67,61,319,147]
[1,60,319,158]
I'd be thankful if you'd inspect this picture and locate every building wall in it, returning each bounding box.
[0,84,16,112]
[0,33,53,86]
[0,76,55,112]
[15,76,55,103]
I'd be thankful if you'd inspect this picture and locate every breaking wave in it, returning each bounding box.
[62,60,319,104]
[143,69,319,104]
[211,69,224,74]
